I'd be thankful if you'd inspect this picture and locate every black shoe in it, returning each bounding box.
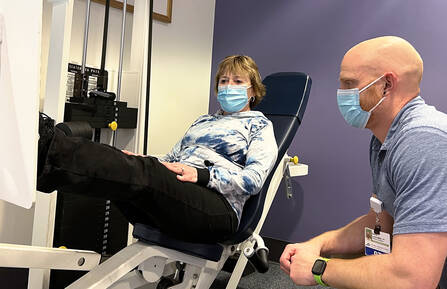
[37,112,55,176]
[37,113,93,177]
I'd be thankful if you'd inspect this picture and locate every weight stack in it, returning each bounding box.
[49,192,129,289]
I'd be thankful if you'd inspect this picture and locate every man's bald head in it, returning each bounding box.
[341,36,423,96]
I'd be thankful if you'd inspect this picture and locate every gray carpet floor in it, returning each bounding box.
[139,262,335,289]
[211,262,335,289]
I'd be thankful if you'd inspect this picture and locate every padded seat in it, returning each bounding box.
[133,223,223,262]
[133,72,311,262]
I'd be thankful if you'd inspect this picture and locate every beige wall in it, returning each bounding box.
[147,0,216,155]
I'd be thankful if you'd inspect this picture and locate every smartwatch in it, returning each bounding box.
[311,257,330,287]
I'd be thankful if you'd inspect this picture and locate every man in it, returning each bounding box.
[280,36,447,289]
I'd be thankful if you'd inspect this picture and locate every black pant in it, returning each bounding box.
[37,130,238,243]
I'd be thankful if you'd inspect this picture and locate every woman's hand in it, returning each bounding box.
[161,162,198,183]
[122,150,146,157]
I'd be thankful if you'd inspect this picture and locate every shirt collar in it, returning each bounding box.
[379,96,425,151]
[216,109,225,116]
[214,109,265,118]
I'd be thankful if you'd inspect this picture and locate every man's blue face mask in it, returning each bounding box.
[217,85,251,113]
[337,75,386,129]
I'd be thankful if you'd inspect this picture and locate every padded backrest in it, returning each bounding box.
[223,72,311,244]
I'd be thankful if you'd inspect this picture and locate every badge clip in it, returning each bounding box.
[370,196,383,214]
[370,196,383,234]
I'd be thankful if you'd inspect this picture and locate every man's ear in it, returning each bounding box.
[383,72,397,95]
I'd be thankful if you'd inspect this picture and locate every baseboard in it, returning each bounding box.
[263,236,365,262]
[0,268,28,289]
[263,236,288,263]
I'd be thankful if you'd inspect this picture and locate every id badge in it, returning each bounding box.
[365,227,391,255]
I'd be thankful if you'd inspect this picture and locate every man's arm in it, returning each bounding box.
[311,232,447,289]
[280,209,393,275]
[322,209,393,256]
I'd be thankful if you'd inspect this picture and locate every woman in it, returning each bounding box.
[37,55,278,243]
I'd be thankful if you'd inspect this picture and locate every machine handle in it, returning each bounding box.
[247,248,269,273]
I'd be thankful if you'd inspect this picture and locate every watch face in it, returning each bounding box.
[312,259,327,275]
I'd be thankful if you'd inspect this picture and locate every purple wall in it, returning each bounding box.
[210,0,447,242]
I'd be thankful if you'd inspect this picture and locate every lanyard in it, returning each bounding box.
[370,196,383,234]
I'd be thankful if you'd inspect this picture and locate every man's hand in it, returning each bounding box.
[162,162,198,183]
[280,241,322,285]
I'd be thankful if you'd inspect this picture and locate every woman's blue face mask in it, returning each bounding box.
[337,75,386,129]
[217,85,251,113]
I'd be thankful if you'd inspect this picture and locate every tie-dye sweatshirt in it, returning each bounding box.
[160,109,278,222]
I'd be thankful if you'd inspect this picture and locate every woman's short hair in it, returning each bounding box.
[215,55,266,108]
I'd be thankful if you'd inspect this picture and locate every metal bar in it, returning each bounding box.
[0,243,100,271]
[81,0,91,74]
[143,0,154,155]
[67,242,158,289]
[116,0,127,102]
[226,152,287,289]
[112,0,127,147]
[94,128,101,142]
[284,165,293,199]
[67,241,225,289]
[100,0,110,72]
[81,0,92,98]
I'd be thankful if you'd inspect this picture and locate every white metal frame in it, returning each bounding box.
[225,155,307,289]
[0,244,100,271]
[67,242,235,289]
[29,0,75,288]
[28,0,150,287]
